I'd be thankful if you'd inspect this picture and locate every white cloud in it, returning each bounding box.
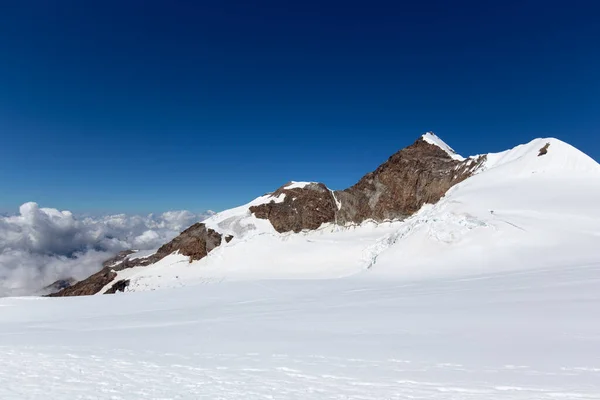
[0,202,214,297]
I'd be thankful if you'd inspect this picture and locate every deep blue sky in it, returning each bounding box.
[1,1,599,214]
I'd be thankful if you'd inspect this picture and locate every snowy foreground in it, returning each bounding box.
[1,266,600,399]
[1,136,600,399]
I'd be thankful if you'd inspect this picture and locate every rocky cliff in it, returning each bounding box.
[250,136,485,231]
[335,137,485,224]
[48,268,117,297]
[249,182,338,233]
[41,277,78,295]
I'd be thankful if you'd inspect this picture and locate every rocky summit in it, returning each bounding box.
[335,137,486,223]
[250,135,486,232]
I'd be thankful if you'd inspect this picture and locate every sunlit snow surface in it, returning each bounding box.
[1,137,600,399]
[2,268,600,399]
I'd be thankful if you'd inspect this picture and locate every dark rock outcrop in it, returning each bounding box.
[249,182,337,233]
[42,277,77,295]
[102,250,136,268]
[152,223,222,262]
[538,142,550,156]
[48,268,117,297]
[105,279,130,294]
[335,138,485,223]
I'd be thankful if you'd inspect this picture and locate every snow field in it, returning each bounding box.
[1,263,600,399]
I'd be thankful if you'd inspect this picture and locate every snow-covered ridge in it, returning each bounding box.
[421,132,465,161]
[200,193,281,239]
[107,134,600,293]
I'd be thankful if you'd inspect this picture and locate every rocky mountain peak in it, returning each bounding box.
[333,134,480,224]
[249,133,483,230]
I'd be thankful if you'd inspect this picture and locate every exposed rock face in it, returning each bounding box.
[105,279,130,294]
[539,142,550,156]
[249,183,337,233]
[50,223,223,297]
[152,223,222,262]
[48,268,117,297]
[102,250,136,268]
[249,138,486,231]
[335,138,485,223]
[42,277,77,295]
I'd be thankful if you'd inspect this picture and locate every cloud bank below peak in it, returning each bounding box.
[0,202,214,297]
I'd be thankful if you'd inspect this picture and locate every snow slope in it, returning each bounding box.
[369,138,600,279]
[1,265,600,399]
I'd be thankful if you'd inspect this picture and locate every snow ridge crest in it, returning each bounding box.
[421,132,465,161]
